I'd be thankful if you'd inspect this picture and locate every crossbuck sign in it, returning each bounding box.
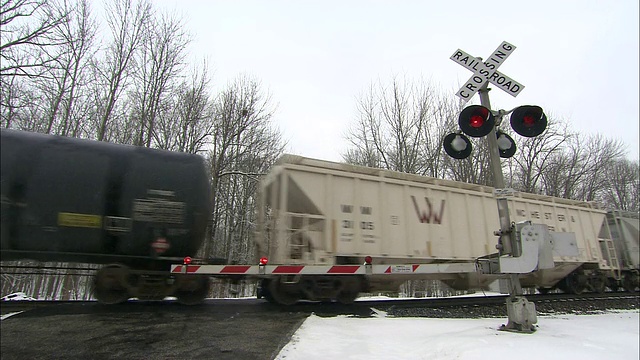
[450,41,525,103]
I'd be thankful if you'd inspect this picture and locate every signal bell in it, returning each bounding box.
[443,133,472,159]
[459,105,495,138]
[510,105,547,137]
[496,131,516,158]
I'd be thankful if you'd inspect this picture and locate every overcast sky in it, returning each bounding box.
[154,0,639,162]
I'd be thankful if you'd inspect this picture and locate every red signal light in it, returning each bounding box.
[459,105,495,137]
[183,256,192,265]
[470,115,485,128]
[259,257,269,265]
[523,115,535,127]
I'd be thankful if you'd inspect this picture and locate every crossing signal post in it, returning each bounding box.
[446,95,550,258]
[448,41,548,333]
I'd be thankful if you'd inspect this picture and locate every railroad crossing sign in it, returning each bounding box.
[450,41,525,102]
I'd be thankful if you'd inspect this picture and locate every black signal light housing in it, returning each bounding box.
[510,105,547,137]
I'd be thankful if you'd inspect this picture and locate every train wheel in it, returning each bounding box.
[589,274,607,293]
[335,277,362,304]
[267,278,300,306]
[94,265,130,304]
[622,273,639,292]
[537,287,550,295]
[176,276,210,305]
[257,279,279,303]
[562,272,586,294]
[336,289,359,304]
[607,278,620,292]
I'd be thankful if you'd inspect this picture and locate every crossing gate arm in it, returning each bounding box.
[170,263,479,276]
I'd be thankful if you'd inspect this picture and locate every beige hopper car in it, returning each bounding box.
[254,155,633,304]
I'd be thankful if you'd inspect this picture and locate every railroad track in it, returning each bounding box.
[2,292,637,318]
[1,300,94,315]
[355,292,639,318]
[355,291,639,309]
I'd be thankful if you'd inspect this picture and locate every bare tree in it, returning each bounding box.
[344,76,461,177]
[508,117,570,193]
[538,133,626,202]
[0,0,69,78]
[154,61,213,153]
[201,75,285,263]
[1,72,31,128]
[34,0,97,136]
[1,0,73,131]
[442,136,494,185]
[574,135,627,202]
[601,159,639,212]
[129,8,190,147]
[92,0,151,142]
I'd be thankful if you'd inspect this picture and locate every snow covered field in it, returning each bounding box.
[276,311,639,360]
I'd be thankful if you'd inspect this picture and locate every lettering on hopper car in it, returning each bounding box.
[410,196,445,224]
[340,232,354,241]
[360,221,374,230]
[514,208,576,223]
[340,204,373,215]
[362,234,376,244]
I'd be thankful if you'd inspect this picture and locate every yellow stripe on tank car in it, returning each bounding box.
[58,212,102,229]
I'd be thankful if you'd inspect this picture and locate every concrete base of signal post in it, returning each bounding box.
[500,296,537,333]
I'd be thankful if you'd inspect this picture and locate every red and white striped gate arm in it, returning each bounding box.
[170,262,477,275]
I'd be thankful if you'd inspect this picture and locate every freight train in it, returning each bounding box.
[1,130,638,306]
[1,129,212,304]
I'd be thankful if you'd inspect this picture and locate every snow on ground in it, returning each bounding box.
[276,311,639,360]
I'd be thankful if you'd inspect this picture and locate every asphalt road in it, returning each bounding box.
[1,299,315,360]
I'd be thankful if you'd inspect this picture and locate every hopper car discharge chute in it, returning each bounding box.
[1,129,213,305]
